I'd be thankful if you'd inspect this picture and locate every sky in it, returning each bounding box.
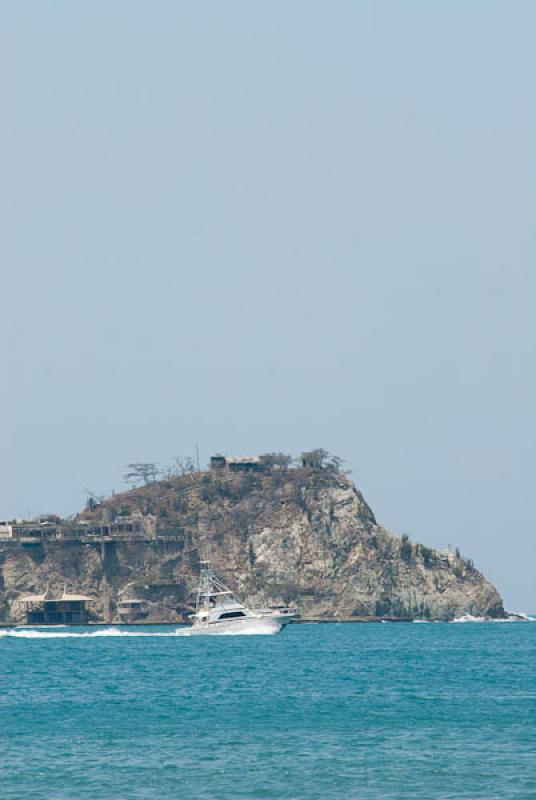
[1,2,534,611]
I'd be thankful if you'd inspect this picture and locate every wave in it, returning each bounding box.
[0,626,185,639]
[451,613,536,624]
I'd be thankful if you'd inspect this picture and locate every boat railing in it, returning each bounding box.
[257,605,298,617]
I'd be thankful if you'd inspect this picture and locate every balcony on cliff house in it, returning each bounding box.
[0,521,59,542]
[77,514,157,540]
[19,587,92,625]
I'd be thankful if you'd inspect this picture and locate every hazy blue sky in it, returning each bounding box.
[1,3,534,610]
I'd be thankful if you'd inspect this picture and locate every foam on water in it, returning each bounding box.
[0,624,281,639]
[0,626,184,639]
[451,613,536,623]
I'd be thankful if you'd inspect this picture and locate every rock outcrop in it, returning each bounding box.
[0,468,504,623]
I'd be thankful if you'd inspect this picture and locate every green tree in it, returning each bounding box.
[399,534,413,562]
[259,452,293,471]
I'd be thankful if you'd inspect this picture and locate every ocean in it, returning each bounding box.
[1,622,535,800]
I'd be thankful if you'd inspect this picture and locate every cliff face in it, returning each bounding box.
[0,469,504,623]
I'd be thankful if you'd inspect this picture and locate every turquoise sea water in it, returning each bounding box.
[1,622,535,800]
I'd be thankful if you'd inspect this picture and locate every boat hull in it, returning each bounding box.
[187,615,283,636]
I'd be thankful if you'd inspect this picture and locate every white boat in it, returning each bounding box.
[187,562,298,635]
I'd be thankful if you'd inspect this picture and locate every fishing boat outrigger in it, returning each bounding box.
[188,562,298,635]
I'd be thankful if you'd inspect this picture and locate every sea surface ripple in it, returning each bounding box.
[1,622,535,799]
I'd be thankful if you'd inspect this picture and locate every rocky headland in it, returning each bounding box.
[0,463,504,624]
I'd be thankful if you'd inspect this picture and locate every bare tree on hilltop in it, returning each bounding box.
[124,463,160,488]
[163,455,196,479]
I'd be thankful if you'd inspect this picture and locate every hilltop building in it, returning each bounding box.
[210,455,262,473]
[300,451,323,469]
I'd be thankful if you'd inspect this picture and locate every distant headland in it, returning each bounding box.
[0,450,504,625]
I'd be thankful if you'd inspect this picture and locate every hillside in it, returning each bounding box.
[0,465,504,623]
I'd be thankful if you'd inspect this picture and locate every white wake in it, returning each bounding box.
[0,626,185,639]
[0,624,280,639]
